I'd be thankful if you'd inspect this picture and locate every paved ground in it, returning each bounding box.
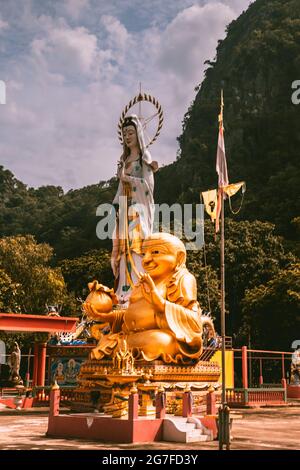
[0,407,299,450]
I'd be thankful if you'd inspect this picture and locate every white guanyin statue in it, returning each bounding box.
[111,114,158,305]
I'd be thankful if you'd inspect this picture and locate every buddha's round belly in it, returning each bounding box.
[123,300,157,332]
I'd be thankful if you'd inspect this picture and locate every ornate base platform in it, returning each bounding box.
[47,386,216,443]
[73,357,221,414]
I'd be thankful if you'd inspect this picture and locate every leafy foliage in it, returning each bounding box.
[0,235,72,314]
[0,269,19,312]
[242,263,300,349]
[60,249,114,299]
[185,219,295,343]
[0,166,117,260]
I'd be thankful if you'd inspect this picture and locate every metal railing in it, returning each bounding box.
[226,387,287,407]
[233,348,293,388]
[200,336,232,361]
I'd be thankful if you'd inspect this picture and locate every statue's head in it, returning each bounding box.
[122,116,139,154]
[68,359,75,370]
[142,233,186,281]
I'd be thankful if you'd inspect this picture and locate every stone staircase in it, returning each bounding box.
[162,416,213,443]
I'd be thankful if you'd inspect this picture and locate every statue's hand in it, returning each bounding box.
[139,273,165,313]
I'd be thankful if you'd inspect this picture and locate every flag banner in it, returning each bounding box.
[215,93,229,233]
[201,189,218,221]
[225,181,246,215]
[216,124,229,189]
[223,181,246,198]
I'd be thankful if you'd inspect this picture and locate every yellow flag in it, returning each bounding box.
[223,181,246,198]
[201,189,218,221]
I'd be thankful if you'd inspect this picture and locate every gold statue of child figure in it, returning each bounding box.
[91,233,204,364]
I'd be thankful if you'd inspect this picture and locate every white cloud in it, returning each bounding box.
[157,3,234,81]
[101,15,129,48]
[100,15,130,66]
[30,20,99,78]
[220,0,253,16]
[0,0,253,190]
[63,0,90,20]
[0,16,9,31]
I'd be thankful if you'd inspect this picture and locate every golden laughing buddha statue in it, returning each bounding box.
[90,232,203,364]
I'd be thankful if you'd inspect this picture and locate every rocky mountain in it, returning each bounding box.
[156,0,300,244]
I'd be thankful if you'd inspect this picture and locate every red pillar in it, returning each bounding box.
[155,389,166,419]
[182,391,193,417]
[47,385,60,436]
[281,354,285,381]
[49,386,60,416]
[206,388,216,415]
[37,343,47,386]
[32,342,39,386]
[242,346,248,389]
[128,392,139,421]
[259,358,263,386]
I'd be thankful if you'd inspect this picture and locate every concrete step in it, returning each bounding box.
[163,416,213,443]
[172,422,198,432]
[187,429,211,443]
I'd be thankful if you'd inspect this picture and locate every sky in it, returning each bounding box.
[0,0,252,190]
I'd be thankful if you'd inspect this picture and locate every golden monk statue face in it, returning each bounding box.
[141,239,184,282]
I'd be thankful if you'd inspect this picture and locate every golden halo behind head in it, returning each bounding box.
[118,93,164,148]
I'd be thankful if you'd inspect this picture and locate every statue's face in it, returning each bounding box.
[142,241,180,281]
[123,125,138,150]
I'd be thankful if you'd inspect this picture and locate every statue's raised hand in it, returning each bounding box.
[139,272,165,313]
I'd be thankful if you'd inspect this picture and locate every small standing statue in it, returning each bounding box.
[9,341,23,386]
[291,346,300,385]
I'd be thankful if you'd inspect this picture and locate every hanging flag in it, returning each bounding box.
[224,181,246,215]
[223,181,246,198]
[216,92,229,189]
[202,189,218,221]
[215,90,229,233]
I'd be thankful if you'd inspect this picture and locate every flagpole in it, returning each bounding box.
[221,189,226,407]
[218,89,230,450]
[219,91,226,412]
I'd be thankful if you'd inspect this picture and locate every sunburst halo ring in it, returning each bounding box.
[118,93,164,148]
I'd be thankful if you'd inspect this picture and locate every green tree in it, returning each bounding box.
[0,269,20,312]
[185,219,294,341]
[241,263,300,350]
[0,235,71,314]
[186,257,220,322]
[60,249,114,300]
[0,165,117,260]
